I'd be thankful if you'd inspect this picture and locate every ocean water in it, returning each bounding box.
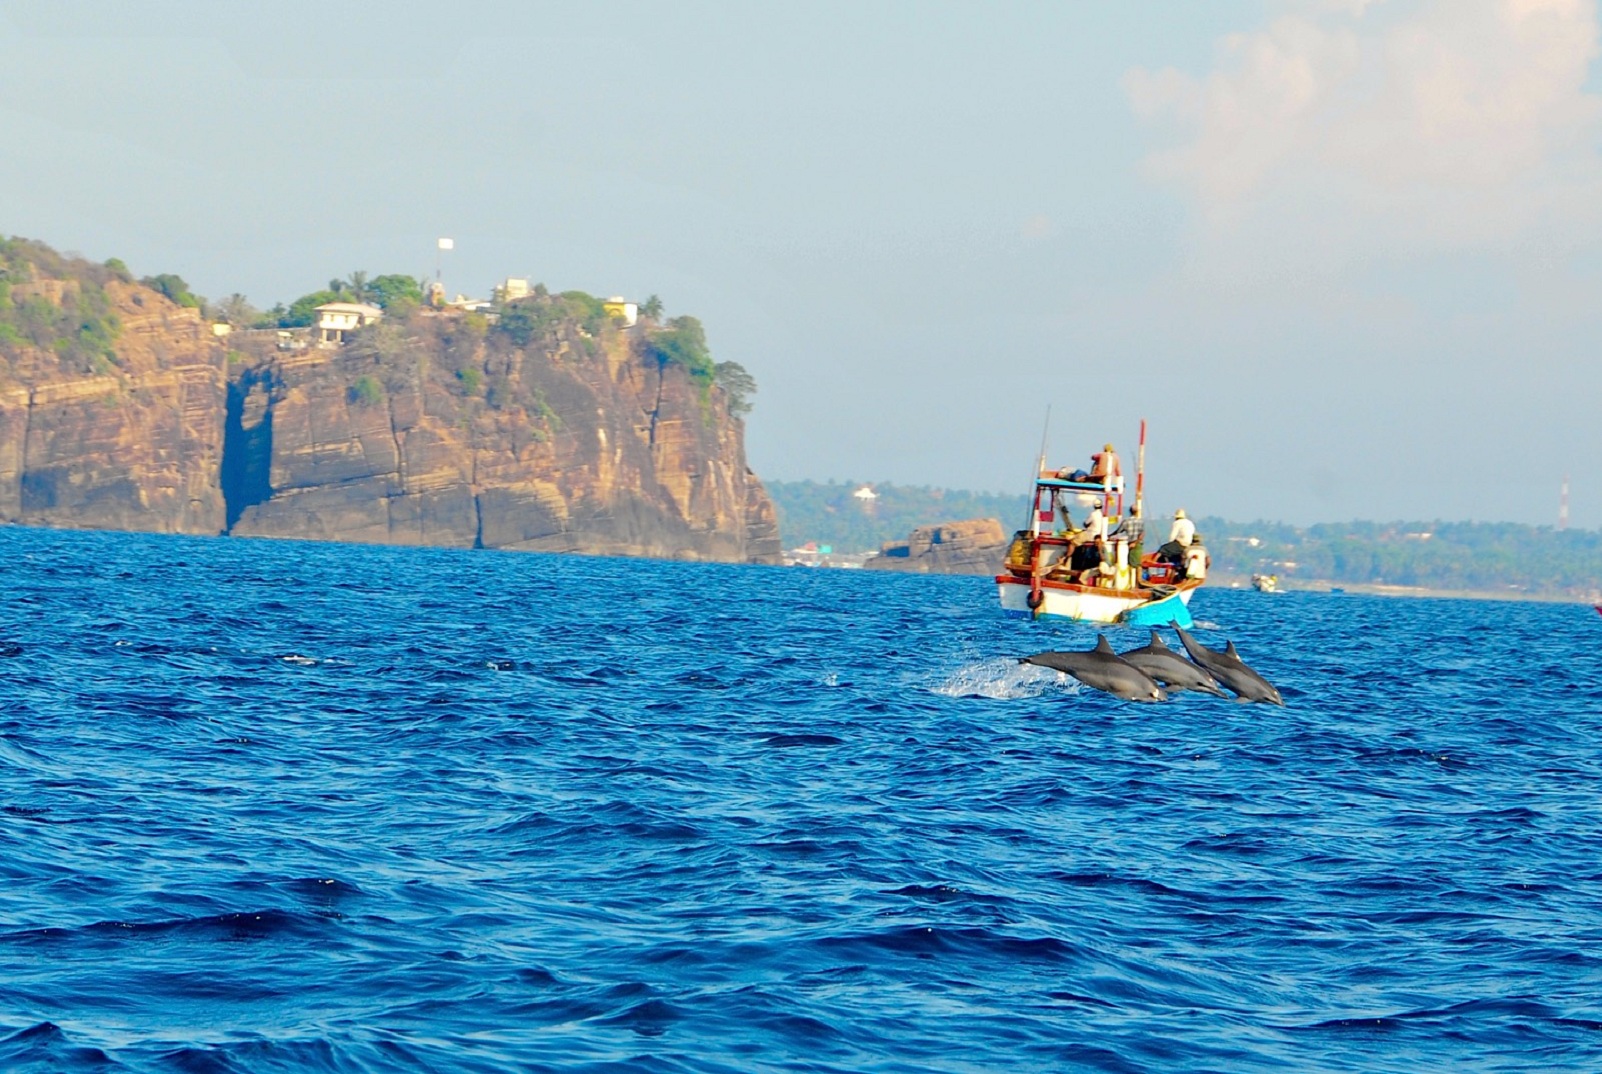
[1,526,1599,1073]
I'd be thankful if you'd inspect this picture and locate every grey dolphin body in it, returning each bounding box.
[1119,631,1228,697]
[1021,636,1168,702]
[1174,626,1284,705]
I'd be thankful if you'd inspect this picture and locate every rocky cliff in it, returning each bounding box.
[223,311,781,562]
[864,518,1010,575]
[0,243,227,535]
[0,238,780,564]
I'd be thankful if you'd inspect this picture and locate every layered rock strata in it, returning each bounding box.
[225,324,781,563]
[0,281,227,534]
[0,253,780,564]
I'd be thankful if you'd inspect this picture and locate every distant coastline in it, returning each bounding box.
[1207,575,1586,606]
[767,480,1602,603]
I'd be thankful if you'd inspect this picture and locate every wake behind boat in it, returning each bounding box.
[996,420,1207,627]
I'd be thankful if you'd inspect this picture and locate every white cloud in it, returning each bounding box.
[1124,0,1602,250]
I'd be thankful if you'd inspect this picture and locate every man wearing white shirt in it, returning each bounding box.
[1156,508,1195,570]
[1084,503,1108,543]
[1168,508,1195,548]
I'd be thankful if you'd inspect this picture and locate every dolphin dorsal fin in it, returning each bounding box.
[1225,641,1239,658]
[1094,636,1114,654]
[1149,631,1167,650]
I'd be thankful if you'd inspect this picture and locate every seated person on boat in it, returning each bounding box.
[1156,508,1195,565]
[1071,502,1107,546]
[1051,539,1114,587]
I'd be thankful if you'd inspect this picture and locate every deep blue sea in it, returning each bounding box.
[1,525,1600,1073]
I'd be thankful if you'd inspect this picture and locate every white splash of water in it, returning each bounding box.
[932,657,1076,700]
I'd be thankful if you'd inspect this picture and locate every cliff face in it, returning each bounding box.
[0,270,227,535]
[0,240,780,564]
[224,321,782,562]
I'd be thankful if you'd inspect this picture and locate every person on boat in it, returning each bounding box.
[1079,541,1116,587]
[1056,443,1121,485]
[1182,537,1209,581]
[1072,503,1106,545]
[1090,443,1121,487]
[1156,508,1196,565]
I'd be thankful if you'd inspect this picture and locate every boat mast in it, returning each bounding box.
[1135,418,1147,520]
[1030,405,1051,538]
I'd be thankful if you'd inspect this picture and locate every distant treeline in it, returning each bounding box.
[1197,517,1602,597]
[766,480,1601,597]
[766,480,1028,552]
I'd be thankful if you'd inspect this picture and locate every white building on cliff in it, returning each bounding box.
[315,302,383,346]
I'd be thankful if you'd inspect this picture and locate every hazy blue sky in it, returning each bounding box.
[3,0,1599,526]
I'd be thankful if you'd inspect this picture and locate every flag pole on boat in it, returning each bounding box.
[1028,405,1052,618]
[1030,404,1051,539]
[1135,418,1147,521]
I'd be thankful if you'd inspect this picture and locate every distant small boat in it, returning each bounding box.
[1329,587,1346,595]
[1251,573,1279,593]
[1593,604,1602,617]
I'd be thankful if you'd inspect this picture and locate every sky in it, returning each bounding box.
[2,0,1599,527]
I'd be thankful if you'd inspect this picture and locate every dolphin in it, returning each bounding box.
[1174,626,1284,705]
[1020,636,1168,703]
[1118,631,1228,697]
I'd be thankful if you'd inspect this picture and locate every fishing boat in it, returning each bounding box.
[1252,573,1280,593]
[996,420,1204,627]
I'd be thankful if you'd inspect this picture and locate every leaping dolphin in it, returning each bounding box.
[1021,636,1168,703]
[1174,626,1284,705]
[1119,631,1228,697]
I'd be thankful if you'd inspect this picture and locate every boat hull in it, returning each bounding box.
[996,576,1199,627]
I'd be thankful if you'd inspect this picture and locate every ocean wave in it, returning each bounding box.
[1,526,1599,1072]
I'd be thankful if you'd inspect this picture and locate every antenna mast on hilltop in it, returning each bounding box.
[1560,474,1570,531]
[436,237,453,282]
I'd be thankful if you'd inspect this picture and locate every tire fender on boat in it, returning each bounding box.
[1026,588,1045,610]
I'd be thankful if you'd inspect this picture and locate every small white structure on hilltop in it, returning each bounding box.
[853,485,878,512]
[498,277,531,303]
[315,302,383,346]
[604,296,638,328]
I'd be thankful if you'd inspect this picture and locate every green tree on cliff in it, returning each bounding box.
[645,315,714,381]
[639,294,664,321]
[558,290,611,336]
[713,361,757,416]
[495,302,542,347]
[368,274,424,313]
[348,375,384,407]
[344,271,371,304]
[141,273,201,308]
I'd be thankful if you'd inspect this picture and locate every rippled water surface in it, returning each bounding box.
[2,526,1600,1072]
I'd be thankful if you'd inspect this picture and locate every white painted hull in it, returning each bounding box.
[997,577,1197,625]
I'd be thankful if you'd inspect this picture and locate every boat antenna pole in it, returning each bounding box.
[1030,405,1052,537]
[1036,404,1052,476]
[1135,418,1147,520]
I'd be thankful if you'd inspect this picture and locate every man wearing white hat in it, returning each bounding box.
[1156,508,1195,568]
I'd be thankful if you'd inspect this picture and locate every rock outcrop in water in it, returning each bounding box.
[865,518,1010,575]
[0,237,780,563]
